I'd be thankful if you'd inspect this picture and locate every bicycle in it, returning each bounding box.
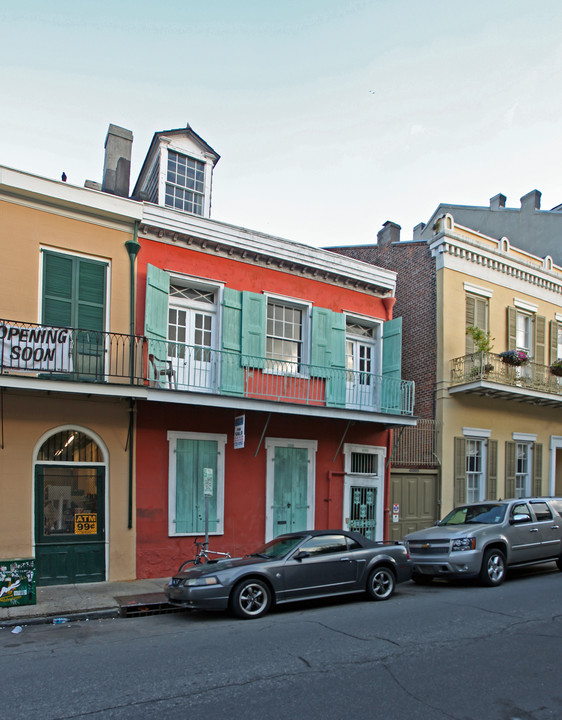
[177,536,231,572]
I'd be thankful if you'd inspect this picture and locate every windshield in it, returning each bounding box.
[251,535,305,559]
[439,504,506,526]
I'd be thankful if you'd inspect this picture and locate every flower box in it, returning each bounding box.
[499,350,529,367]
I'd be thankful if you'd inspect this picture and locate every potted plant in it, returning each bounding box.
[466,326,494,374]
[550,358,562,377]
[499,350,530,366]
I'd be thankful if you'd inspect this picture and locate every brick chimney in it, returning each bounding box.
[377,220,401,246]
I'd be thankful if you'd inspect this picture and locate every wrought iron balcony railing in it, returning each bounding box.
[0,321,415,415]
[450,352,562,397]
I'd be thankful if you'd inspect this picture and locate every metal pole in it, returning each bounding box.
[204,495,209,552]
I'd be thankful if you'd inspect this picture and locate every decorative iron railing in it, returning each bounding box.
[0,321,415,415]
[391,418,440,467]
[0,320,145,385]
[450,352,562,396]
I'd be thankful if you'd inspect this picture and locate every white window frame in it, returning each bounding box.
[342,443,386,541]
[264,437,317,542]
[265,294,311,374]
[167,431,227,537]
[462,428,491,502]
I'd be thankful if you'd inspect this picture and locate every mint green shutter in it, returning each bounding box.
[241,291,266,367]
[381,317,402,413]
[325,311,346,407]
[144,264,169,379]
[175,439,218,534]
[273,447,309,534]
[310,307,331,375]
[221,288,244,395]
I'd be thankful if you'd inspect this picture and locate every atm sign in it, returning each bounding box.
[75,513,97,535]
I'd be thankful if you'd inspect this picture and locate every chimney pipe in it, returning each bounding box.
[102,124,133,198]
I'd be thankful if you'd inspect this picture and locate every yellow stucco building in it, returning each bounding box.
[432,214,562,512]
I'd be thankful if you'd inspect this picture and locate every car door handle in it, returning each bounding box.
[551,525,559,529]
[340,557,350,561]
[529,528,539,533]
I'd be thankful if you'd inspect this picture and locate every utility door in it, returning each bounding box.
[389,472,439,541]
[271,447,310,537]
[35,466,105,585]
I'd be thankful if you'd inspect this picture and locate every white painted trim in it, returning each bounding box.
[264,437,317,541]
[463,282,493,298]
[556,313,562,323]
[167,431,227,536]
[462,427,492,438]
[513,298,538,313]
[512,432,537,442]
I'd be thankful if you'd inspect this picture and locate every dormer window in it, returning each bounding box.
[165,151,205,215]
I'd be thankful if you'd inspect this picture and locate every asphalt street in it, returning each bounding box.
[1,563,561,720]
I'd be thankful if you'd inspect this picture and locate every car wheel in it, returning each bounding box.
[230,578,272,619]
[366,566,395,601]
[480,548,506,587]
[412,572,434,585]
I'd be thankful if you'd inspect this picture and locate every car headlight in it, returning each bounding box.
[451,538,476,552]
[184,576,220,587]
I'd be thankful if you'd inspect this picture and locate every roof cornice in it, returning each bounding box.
[140,204,397,296]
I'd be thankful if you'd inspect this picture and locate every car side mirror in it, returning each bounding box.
[293,551,310,561]
[510,514,531,524]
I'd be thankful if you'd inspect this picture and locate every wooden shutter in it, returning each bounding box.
[507,307,517,350]
[465,295,488,353]
[505,441,516,498]
[174,438,218,534]
[532,443,543,496]
[534,315,546,365]
[310,307,332,377]
[220,288,244,396]
[42,252,74,327]
[381,317,402,413]
[550,320,560,363]
[77,260,106,331]
[144,264,169,344]
[241,291,266,366]
[486,439,497,500]
[454,437,466,506]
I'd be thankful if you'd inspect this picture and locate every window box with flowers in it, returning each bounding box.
[499,350,530,366]
[550,359,562,377]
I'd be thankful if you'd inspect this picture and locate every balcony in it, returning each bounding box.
[450,352,562,406]
[0,320,415,416]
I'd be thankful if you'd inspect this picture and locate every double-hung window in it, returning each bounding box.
[266,300,304,373]
[515,442,530,498]
[466,439,484,503]
[454,430,496,505]
[165,150,205,215]
[167,431,226,536]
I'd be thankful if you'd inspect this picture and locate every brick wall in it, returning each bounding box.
[328,242,436,419]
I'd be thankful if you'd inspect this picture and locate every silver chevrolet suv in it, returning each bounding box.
[404,497,562,587]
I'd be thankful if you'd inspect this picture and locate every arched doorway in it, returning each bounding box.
[34,428,107,585]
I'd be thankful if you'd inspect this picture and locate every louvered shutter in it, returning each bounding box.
[507,307,517,350]
[534,315,545,365]
[42,252,73,327]
[381,317,402,413]
[454,437,466,506]
[241,291,266,367]
[550,320,559,363]
[486,439,497,500]
[221,288,244,395]
[532,443,543,496]
[505,442,516,498]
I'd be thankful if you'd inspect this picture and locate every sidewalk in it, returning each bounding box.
[0,577,172,627]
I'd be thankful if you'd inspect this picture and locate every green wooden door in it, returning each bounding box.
[272,447,309,536]
[35,466,105,585]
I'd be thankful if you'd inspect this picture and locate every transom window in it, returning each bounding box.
[350,452,378,475]
[266,302,303,371]
[165,150,205,215]
[170,285,215,304]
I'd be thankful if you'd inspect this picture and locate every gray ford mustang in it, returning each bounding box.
[165,530,412,619]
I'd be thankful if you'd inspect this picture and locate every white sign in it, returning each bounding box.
[234,414,245,449]
[203,468,214,497]
[392,513,399,523]
[0,323,73,372]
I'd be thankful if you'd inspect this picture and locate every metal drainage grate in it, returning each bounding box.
[115,592,185,618]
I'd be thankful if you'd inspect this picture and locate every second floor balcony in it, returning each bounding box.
[0,320,415,417]
[450,351,562,406]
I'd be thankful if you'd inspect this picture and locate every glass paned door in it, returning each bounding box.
[348,486,377,540]
[168,305,214,390]
[346,337,376,409]
[35,466,105,585]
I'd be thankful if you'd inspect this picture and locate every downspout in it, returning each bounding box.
[125,222,141,530]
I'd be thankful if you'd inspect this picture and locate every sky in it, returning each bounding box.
[2,0,562,248]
